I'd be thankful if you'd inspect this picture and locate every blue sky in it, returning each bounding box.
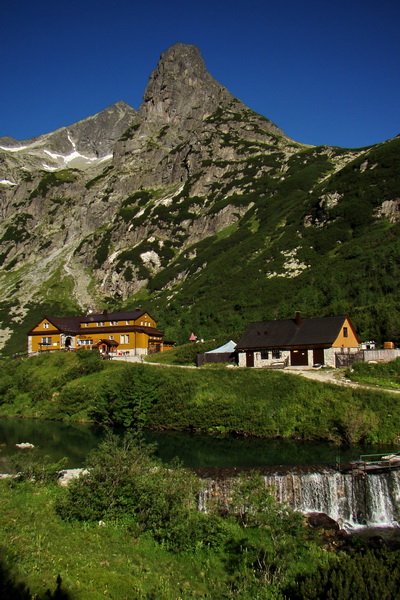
[1,0,399,148]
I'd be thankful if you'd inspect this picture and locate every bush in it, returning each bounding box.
[9,449,67,483]
[87,364,160,427]
[285,548,400,600]
[56,432,205,549]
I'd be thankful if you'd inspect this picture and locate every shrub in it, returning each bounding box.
[285,548,400,600]
[9,449,67,483]
[87,364,160,427]
[56,432,205,549]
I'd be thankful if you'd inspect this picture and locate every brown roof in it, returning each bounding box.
[80,309,148,323]
[96,339,119,347]
[26,315,82,335]
[28,309,159,335]
[47,316,82,333]
[236,316,352,350]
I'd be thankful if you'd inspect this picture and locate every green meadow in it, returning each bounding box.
[0,350,399,445]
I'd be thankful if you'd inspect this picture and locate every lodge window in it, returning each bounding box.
[110,321,118,326]
[109,335,114,340]
[343,327,348,338]
[41,337,51,346]
[84,323,88,328]
[272,350,282,359]
[261,350,269,360]
[43,322,49,329]
[126,320,131,325]
[77,339,93,346]
[120,334,130,344]
[96,321,105,327]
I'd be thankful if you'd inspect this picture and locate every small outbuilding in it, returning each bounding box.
[236,313,359,368]
[196,340,237,367]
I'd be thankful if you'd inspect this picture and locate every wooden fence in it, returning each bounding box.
[196,352,237,367]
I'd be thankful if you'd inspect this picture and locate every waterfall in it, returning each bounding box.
[263,471,400,528]
[199,470,400,531]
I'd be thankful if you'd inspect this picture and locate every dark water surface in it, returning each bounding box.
[0,418,397,472]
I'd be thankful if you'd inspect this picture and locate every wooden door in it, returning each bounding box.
[290,349,308,366]
[313,348,324,366]
[246,352,254,367]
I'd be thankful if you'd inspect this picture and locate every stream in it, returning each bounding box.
[1,418,399,534]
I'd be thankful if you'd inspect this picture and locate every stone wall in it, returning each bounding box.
[238,347,359,369]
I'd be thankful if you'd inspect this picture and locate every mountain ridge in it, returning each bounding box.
[0,43,399,355]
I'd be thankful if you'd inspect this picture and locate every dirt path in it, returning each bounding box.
[282,367,400,394]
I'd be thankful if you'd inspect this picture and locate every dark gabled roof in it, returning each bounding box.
[46,316,82,333]
[80,309,148,323]
[236,316,350,350]
[27,315,82,335]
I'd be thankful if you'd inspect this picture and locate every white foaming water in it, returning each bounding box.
[198,470,400,531]
[263,471,400,529]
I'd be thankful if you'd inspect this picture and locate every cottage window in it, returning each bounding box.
[84,323,89,328]
[260,350,269,360]
[110,320,118,326]
[41,337,51,346]
[343,327,348,338]
[43,322,49,329]
[272,350,282,359]
[109,335,114,340]
[126,320,131,325]
[120,334,130,344]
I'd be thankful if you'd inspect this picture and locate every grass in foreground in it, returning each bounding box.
[0,433,324,600]
[0,480,226,599]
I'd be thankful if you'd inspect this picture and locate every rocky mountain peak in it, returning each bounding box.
[139,43,233,125]
[1,43,396,358]
[0,101,137,179]
[37,101,137,158]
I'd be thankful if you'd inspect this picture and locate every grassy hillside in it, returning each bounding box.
[2,351,400,444]
[1,136,399,356]
[134,137,400,346]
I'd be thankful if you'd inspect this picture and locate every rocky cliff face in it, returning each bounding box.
[0,101,136,179]
[0,43,399,354]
